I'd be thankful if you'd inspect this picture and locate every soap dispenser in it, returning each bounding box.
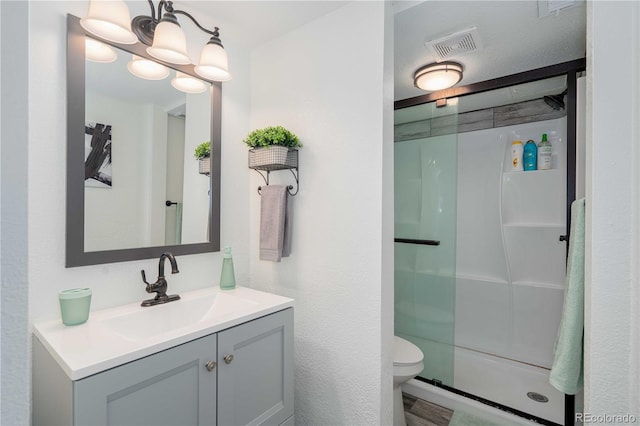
[220,246,236,290]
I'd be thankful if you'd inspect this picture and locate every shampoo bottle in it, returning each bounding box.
[220,246,236,290]
[537,133,552,170]
[523,140,537,171]
[511,140,523,171]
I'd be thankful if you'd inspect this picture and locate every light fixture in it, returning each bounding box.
[194,29,232,81]
[80,0,138,45]
[85,38,118,63]
[171,71,208,94]
[414,62,463,92]
[127,55,170,80]
[146,12,191,65]
[81,0,232,81]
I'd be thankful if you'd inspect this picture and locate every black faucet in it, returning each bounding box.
[140,252,181,307]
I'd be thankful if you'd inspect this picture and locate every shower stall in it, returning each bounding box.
[394,64,584,425]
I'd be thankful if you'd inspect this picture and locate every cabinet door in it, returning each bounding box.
[74,334,217,426]
[217,308,293,426]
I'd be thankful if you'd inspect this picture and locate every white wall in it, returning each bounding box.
[249,2,393,424]
[84,91,159,251]
[165,115,186,244]
[181,92,213,244]
[1,1,29,424]
[585,0,640,419]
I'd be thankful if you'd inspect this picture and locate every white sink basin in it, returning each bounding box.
[33,286,294,380]
[102,292,258,341]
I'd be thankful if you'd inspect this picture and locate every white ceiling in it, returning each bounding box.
[394,0,586,101]
[170,1,350,49]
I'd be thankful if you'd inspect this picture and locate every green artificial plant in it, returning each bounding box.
[243,126,302,149]
[194,141,211,159]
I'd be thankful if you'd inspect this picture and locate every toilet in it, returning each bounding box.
[393,336,424,426]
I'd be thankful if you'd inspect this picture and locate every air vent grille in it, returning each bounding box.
[425,27,482,60]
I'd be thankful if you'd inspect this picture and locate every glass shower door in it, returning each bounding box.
[394,99,458,385]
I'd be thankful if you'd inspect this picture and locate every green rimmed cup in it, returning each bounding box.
[58,288,92,326]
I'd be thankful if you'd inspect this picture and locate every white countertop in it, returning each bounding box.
[33,286,294,380]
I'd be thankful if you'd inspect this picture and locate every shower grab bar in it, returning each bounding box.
[394,238,440,246]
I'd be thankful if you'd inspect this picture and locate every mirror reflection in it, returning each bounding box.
[83,37,212,252]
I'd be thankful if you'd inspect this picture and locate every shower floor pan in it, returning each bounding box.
[407,346,564,425]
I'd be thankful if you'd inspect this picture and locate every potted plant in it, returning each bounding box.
[194,141,211,175]
[243,126,302,167]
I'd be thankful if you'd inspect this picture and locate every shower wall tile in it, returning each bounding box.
[454,277,510,355]
[502,170,566,224]
[511,284,565,368]
[414,271,455,345]
[504,226,567,286]
[395,269,417,336]
[457,119,495,134]
[394,98,565,140]
[455,128,509,282]
[494,99,565,128]
[395,119,431,142]
[395,140,424,238]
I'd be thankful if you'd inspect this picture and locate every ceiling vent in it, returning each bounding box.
[424,27,482,61]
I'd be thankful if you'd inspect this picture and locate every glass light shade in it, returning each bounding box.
[194,43,232,81]
[80,0,137,45]
[85,38,118,63]
[147,21,191,65]
[127,55,170,80]
[171,72,208,94]
[414,62,463,92]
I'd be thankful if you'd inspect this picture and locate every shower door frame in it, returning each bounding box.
[394,58,586,426]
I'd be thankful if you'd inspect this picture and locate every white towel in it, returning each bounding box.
[260,185,289,262]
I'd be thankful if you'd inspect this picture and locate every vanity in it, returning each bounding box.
[32,287,294,426]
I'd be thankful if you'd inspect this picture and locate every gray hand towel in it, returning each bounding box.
[260,185,289,262]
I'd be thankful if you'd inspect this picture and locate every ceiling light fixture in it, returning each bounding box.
[81,0,232,82]
[414,62,463,92]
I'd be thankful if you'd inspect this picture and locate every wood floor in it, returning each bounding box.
[403,393,453,426]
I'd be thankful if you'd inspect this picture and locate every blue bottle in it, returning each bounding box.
[523,140,537,171]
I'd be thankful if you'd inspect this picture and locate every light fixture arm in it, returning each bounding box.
[172,9,219,38]
[132,0,223,47]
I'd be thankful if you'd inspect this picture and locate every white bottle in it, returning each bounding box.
[511,140,523,171]
[537,133,552,170]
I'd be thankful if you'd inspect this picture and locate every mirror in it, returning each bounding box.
[66,14,221,267]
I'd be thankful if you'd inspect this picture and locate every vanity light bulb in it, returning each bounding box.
[127,55,170,80]
[195,43,232,82]
[147,20,191,65]
[80,0,137,45]
[171,72,208,94]
[85,38,118,63]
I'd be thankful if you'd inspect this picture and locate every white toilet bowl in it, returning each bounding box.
[393,336,424,426]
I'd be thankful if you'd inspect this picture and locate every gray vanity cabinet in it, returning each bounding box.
[33,308,293,426]
[217,308,294,425]
[75,334,217,425]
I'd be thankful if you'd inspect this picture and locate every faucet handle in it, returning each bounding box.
[141,269,151,285]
